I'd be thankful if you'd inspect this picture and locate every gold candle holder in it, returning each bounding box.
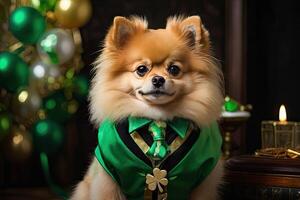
[261,121,296,148]
[261,105,300,149]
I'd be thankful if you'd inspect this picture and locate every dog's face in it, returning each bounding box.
[90,16,224,126]
[123,28,193,105]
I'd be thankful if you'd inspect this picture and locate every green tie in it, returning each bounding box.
[147,121,169,160]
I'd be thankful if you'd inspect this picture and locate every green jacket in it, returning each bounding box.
[95,117,222,200]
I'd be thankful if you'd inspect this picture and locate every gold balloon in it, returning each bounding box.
[54,0,92,28]
[3,126,33,162]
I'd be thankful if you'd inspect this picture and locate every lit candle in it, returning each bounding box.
[261,105,299,149]
[279,105,287,122]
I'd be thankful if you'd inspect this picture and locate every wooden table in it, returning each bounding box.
[223,155,300,199]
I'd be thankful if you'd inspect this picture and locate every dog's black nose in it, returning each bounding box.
[152,76,165,88]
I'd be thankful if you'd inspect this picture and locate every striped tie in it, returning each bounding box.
[147,121,169,160]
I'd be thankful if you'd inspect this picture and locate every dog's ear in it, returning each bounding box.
[108,16,148,48]
[112,17,135,47]
[167,16,210,50]
[180,16,202,47]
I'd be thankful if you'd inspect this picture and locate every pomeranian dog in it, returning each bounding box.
[71,15,224,200]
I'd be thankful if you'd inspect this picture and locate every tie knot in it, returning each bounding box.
[154,121,167,128]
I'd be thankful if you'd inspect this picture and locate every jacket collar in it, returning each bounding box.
[128,116,190,138]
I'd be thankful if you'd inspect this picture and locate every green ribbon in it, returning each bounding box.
[40,152,68,200]
[146,121,169,160]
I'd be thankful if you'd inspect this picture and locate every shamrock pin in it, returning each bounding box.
[146,168,168,193]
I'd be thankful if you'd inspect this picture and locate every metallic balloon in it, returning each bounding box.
[37,29,75,65]
[54,0,91,28]
[3,125,33,162]
[9,6,46,44]
[0,52,29,92]
[11,87,42,121]
[29,60,61,84]
[30,60,60,80]
[29,60,61,93]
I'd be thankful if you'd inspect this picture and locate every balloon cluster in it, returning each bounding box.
[0,0,91,162]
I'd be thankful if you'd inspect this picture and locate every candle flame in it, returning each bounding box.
[279,105,287,122]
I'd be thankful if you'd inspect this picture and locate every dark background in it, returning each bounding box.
[246,0,300,152]
[1,0,300,191]
[80,0,225,69]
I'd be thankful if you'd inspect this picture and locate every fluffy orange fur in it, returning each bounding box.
[72,15,225,200]
[89,16,224,127]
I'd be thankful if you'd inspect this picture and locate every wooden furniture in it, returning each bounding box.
[223,155,300,199]
[220,112,250,159]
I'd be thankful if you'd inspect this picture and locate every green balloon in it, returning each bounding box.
[0,113,12,141]
[73,75,89,101]
[43,91,70,123]
[9,6,46,44]
[32,119,64,154]
[0,52,29,92]
[30,0,57,13]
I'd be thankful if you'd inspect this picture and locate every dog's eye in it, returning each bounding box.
[167,65,181,76]
[136,65,149,77]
